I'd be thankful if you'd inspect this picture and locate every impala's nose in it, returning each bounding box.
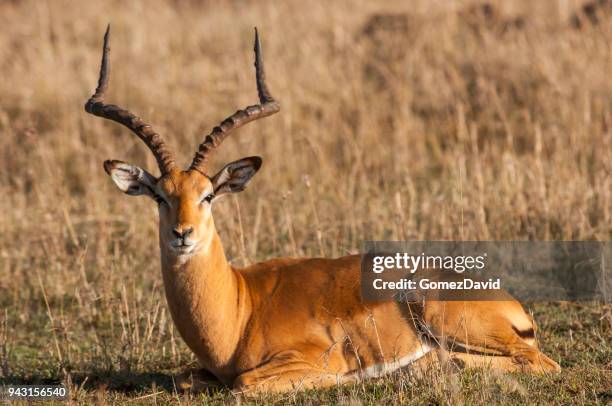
[172,226,194,240]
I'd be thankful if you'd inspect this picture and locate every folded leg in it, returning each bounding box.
[420,301,560,373]
[233,350,354,395]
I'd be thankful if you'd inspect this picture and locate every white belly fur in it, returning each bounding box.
[352,342,434,380]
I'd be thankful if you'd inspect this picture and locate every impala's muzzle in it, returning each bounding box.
[171,225,197,253]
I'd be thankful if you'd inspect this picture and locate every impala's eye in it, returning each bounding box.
[146,185,166,206]
[202,193,214,204]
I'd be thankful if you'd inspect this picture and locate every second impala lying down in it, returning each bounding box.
[85,26,560,394]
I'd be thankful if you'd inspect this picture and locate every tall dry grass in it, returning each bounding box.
[0,0,610,403]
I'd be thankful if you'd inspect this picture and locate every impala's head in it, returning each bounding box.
[85,26,279,256]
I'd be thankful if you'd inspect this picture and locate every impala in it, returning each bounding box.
[85,26,560,394]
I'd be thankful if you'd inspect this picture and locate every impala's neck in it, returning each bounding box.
[159,220,250,380]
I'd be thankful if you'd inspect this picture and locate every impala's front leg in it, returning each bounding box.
[233,351,353,395]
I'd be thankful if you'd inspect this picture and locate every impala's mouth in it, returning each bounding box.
[170,240,196,254]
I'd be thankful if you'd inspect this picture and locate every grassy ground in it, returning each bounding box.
[3,302,610,404]
[0,0,610,404]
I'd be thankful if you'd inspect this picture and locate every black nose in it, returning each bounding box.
[172,226,194,239]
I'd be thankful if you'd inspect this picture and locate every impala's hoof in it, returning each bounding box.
[175,369,223,394]
[513,351,561,374]
[536,353,562,373]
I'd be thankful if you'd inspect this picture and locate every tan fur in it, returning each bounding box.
[141,170,560,395]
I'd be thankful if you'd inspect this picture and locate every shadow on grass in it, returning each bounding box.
[1,371,178,395]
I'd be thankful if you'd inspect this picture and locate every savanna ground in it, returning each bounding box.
[0,0,610,404]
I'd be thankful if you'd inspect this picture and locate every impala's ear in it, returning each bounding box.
[211,156,262,197]
[103,160,158,197]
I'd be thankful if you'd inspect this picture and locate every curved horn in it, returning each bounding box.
[85,25,176,175]
[189,28,280,174]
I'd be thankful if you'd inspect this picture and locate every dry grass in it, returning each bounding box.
[0,0,610,404]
